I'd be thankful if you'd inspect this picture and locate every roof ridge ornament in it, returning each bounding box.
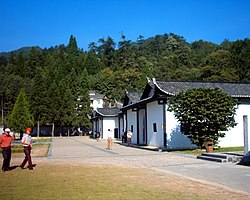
[146,76,152,83]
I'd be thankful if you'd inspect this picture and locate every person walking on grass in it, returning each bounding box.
[20,127,33,170]
[0,128,15,172]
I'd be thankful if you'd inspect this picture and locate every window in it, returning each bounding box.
[131,125,133,132]
[153,123,157,132]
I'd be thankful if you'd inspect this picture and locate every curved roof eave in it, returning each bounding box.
[152,78,174,96]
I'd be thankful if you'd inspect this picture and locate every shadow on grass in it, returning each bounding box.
[8,164,37,171]
[9,165,19,171]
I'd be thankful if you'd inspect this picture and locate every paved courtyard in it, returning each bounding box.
[48,136,250,196]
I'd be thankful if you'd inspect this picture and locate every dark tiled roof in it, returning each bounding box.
[126,91,142,104]
[96,108,120,116]
[140,78,155,100]
[115,100,123,108]
[147,76,155,88]
[155,80,250,98]
[89,90,105,99]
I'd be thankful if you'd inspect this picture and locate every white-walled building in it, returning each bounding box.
[89,90,105,111]
[122,90,142,144]
[121,78,250,149]
[91,108,122,139]
[90,90,124,139]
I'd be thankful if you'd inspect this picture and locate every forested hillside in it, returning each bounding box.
[0,33,250,130]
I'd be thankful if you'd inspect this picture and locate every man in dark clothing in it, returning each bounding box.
[0,128,15,172]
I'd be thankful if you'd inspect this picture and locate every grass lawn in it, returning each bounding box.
[1,143,247,200]
[33,137,52,143]
[0,161,248,200]
[11,137,51,157]
[0,162,205,200]
[1,161,248,200]
[172,146,244,156]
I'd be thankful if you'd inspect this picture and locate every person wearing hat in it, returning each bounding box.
[0,128,15,172]
[20,127,33,170]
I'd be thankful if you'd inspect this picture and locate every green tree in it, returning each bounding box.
[97,36,116,67]
[74,68,92,129]
[58,79,75,135]
[26,47,43,79]
[167,88,237,149]
[3,74,23,119]
[199,65,238,81]
[46,81,62,135]
[205,50,233,69]
[67,35,79,58]
[8,88,34,133]
[83,52,105,75]
[230,39,250,81]
[30,66,48,136]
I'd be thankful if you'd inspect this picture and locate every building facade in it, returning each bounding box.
[121,78,250,149]
[91,108,122,139]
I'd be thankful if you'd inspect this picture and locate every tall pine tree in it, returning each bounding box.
[74,68,92,131]
[8,88,34,133]
[67,35,79,66]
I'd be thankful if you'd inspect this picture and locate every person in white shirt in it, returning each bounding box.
[127,130,133,146]
[106,129,112,150]
[20,127,33,170]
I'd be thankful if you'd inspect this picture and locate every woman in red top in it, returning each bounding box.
[0,128,15,172]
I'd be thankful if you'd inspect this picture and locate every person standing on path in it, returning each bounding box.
[127,130,132,146]
[96,132,101,142]
[0,128,15,172]
[20,127,33,170]
[106,129,112,150]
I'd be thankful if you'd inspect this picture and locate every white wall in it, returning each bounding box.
[0,127,3,136]
[127,99,250,149]
[146,101,197,149]
[164,100,250,148]
[248,115,250,152]
[92,121,97,134]
[91,99,103,110]
[119,117,124,139]
[248,115,250,151]
[243,115,250,153]
[165,109,195,149]
[127,109,137,144]
[102,117,119,139]
[146,101,164,147]
[138,109,146,145]
[98,118,103,138]
[123,113,127,132]
[219,101,250,147]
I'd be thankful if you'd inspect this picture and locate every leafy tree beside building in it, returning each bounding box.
[167,88,237,149]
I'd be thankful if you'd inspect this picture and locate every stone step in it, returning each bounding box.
[201,152,233,160]
[197,155,228,163]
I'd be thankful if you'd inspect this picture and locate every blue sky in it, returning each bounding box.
[1,0,250,52]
